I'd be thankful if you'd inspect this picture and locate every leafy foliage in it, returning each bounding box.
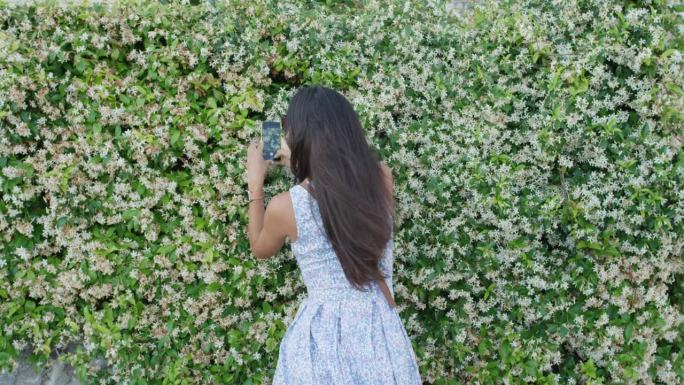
[0,0,682,384]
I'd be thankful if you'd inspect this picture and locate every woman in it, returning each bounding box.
[245,85,422,384]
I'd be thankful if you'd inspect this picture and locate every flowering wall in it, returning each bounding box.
[1,0,683,384]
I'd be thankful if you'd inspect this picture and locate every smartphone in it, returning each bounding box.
[262,120,281,160]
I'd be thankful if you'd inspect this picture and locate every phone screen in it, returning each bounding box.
[262,121,281,160]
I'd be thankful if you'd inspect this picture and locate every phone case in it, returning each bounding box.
[262,121,281,160]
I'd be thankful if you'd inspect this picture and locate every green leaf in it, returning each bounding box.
[262,301,272,313]
[524,359,538,377]
[158,244,176,255]
[207,97,217,109]
[581,358,598,379]
[500,340,511,363]
[24,300,36,313]
[74,56,86,73]
[624,323,633,342]
[171,129,181,145]
[478,338,489,357]
[666,82,684,97]
[123,208,139,220]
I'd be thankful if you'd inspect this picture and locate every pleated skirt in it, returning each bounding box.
[271,294,422,385]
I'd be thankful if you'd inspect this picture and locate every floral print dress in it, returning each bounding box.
[271,182,422,385]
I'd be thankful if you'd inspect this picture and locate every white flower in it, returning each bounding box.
[286,39,299,52]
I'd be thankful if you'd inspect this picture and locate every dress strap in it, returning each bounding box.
[289,184,308,245]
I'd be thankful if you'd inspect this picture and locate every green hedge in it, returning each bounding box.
[1,0,683,384]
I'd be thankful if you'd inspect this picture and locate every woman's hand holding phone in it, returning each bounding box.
[273,138,291,168]
[246,140,273,190]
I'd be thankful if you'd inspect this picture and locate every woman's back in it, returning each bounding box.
[271,180,422,385]
[288,181,395,301]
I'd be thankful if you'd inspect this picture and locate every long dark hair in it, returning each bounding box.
[284,85,395,291]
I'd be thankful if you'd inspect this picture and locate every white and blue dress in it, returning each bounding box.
[271,182,422,385]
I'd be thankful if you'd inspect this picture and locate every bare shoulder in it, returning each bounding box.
[267,191,293,217]
[266,190,297,241]
[378,161,395,214]
[378,161,393,189]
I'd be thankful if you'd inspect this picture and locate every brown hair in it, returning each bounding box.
[284,85,394,291]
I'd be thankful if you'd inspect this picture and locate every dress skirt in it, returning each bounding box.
[271,293,422,385]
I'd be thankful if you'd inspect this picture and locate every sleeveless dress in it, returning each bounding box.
[271,182,422,385]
